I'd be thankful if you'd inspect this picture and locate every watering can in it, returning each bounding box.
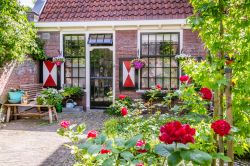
[66,99,77,109]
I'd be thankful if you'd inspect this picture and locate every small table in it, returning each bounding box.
[4,104,58,124]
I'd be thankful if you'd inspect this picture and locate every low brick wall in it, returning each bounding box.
[0,58,39,104]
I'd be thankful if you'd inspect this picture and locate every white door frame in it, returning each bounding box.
[60,31,115,111]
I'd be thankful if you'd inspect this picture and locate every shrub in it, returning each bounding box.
[36,88,63,106]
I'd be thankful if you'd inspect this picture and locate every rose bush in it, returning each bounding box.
[180,75,190,84]
[200,87,213,101]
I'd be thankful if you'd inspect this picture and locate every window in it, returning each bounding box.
[63,35,86,88]
[88,34,113,45]
[140,33,180,89]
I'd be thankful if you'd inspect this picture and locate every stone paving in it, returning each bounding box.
[0,109,109,166]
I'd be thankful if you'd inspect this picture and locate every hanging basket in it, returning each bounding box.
[131,59,146,70]
[55,61,62,66]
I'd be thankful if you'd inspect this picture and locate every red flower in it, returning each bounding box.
[180,75,190,83]
[121,107,128,116]
[87,130,97,139]
[136,140,147,153]
[200,87,213,100]
[119,94,127,100]
[156,84,162,90]
[211,120,231,136]
[159,121,196,144]
[100,148,111,154]
[60,120,70,128]
[136,163,144,166]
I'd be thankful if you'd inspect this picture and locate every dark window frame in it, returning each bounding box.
[63,34,86,88]
[140,32,180,90]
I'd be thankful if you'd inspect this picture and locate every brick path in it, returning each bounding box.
[0,109,109,166]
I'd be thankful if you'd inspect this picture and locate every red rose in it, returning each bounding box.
[136,140,147,153]
[180,75,190,83]
[60,120,70,128]
[200,87,213,100]
[121,107,128,116]
[136,163,144,166]
[159,121,196,144]
[211,120,231,136]
[156,84,162,90]
[119,94,127,100]
[87,130,97,139]
[100,148,111,154]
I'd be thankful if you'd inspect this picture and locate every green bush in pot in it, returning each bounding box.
[37,88,64,112]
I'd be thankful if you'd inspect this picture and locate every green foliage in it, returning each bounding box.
[0,1,39,66]
[105,96,133,116]
[29,37,48,61]
[36,88,64,106]
[61,86,84,98]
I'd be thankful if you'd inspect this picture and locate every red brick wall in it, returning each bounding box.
[183,29,206,56]
[115,30,141,99]
[0,58,39,103]
[38,32,60,57]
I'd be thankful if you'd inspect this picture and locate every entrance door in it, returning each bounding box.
[90,49,113,108]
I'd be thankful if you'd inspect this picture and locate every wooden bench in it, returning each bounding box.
[4,84,58,124]
[5,104,58,124]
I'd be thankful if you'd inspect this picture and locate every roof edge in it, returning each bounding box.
[35,19,188,28]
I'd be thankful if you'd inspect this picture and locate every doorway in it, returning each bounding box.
[90,49,113,108]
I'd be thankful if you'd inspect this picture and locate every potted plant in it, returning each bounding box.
[37,88,64,113]
[60,86,84,107]
[131,58,146,69]
[52,56,65,66]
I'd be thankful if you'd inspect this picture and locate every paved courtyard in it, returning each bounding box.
[0,109,109,166]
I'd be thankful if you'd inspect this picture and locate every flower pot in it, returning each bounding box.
[8,91,24,103]
[55,104,63,113]
[55,61,62,66]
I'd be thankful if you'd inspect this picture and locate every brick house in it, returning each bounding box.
[0,0,205,110]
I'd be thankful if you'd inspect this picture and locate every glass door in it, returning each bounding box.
[90,49,113,108]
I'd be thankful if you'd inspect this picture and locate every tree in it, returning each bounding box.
[0,0,39,66]
[186,0,250,165]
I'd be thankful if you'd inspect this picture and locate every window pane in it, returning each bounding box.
[171,58,178,67]
[156,68,163,77]
[164,34,171,41]
[171,79,178,89]
[171,34,179,43]
[73,68,78,77]
[142,35,148,43]
[149,44,156,55]
[65,68,71,77]
[73,78,78,86]
[79,68,86,77]
[149,34,155,43]
[149,68,156,77]
[141,68,148,77]
[156,78,163,86]
[148,58,155,67]
[156,58,162,67]
[164,68,170,77]
[79,78,85,88]
[164,58,170,67]
[66,78,72,85]
[157,34,163,42]
[79,58,85,67]
[72,59,78,67]
[141,78,148,88]
[163,79,170,89]
[65,59,72,67]
[171,68,178,77]
[149,78,155,87]
[160,42,171,55]
[142,44,148,56]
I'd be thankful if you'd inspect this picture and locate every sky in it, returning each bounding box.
[19,0,34,8]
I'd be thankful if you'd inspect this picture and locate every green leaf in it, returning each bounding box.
[125,134,142,149]
[78,142,92,149]
[167,151,182,166]
[180,150,191,161]
[211,153,232,162]
[69,124,77,130]
[189,150,212,166]
[87,145,102,154]
[120,151,134,161]
[57,128,65,136]
[154,143,171,157]
[95,134,107,145]
[114,138,126,147]
[102,158,114,166]
[77,123,86,133]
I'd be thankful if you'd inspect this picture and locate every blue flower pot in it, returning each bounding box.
[8,91,24,103]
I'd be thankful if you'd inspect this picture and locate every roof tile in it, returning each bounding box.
[39,0,193,22]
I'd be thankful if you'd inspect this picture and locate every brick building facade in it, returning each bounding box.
[0,0,206,110]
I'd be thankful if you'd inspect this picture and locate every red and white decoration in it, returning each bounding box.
[122,61,135,88]
[43,61,57,87]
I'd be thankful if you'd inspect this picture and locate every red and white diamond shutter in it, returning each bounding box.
[122,60,136,88]
[43,61,57,87]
